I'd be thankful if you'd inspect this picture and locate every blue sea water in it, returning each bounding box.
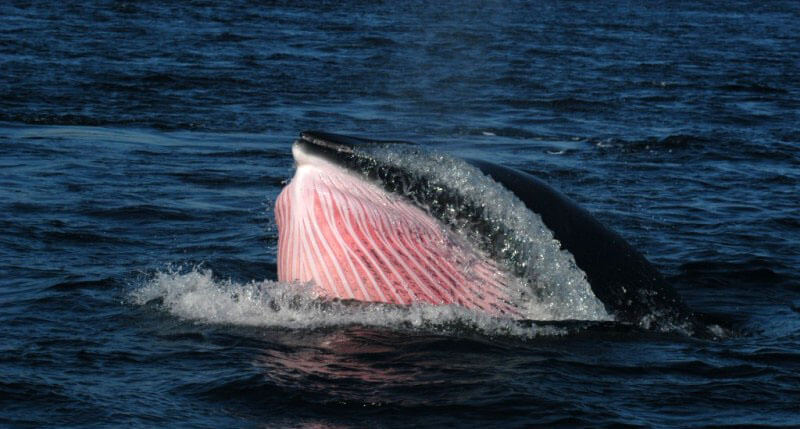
[1,1,799,427]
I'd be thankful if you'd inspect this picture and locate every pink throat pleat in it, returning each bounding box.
[275,161,522,317]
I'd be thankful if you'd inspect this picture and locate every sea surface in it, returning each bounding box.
[2,1,799,427]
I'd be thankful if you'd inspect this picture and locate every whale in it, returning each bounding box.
[275,131,696,330]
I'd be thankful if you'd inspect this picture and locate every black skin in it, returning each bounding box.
[295,131,702,332]
[466,159,690,326]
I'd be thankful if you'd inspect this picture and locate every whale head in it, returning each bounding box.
[275,131,617,321]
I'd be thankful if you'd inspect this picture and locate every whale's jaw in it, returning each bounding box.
[275,139,524,317]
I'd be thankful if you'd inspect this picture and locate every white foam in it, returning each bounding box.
[363,146,612,322]
[129,266,566,338]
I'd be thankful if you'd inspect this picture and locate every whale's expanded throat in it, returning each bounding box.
[275,142,524,317]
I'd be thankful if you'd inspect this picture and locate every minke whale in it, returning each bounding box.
[275,131,696,330]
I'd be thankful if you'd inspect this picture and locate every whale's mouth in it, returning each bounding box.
[292,131,416,170]
[297,131,366,153]
[275,136,525,317]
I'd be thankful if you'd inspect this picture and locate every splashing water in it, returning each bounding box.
[129,266,568,339]
[363,145,612,322]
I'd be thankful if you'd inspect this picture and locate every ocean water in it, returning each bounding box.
[1,1,799,427]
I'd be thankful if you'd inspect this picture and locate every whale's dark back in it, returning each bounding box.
[468,159,691,327]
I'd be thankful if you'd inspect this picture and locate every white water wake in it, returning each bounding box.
[129,266,570,338]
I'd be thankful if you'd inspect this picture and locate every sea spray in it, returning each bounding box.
[130,266,568,339]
